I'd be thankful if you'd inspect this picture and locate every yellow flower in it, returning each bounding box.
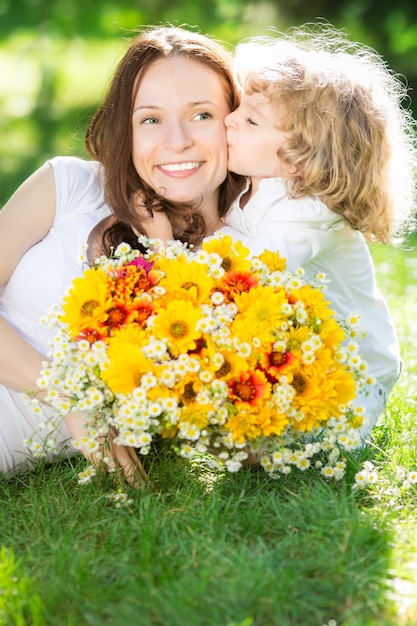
[258,249,287,272]
[178,403,211,430]
[146,384,173,402]
[158,256,214,304]
[290,284,333,322]
[285,326,311,353]
[349,413,365,429]
[214,349,250,380]
[225,403,288,443]
[161,424,179,439]
[319,318,346,349]
[233,286,288,347]
[152,299,202,357]
[174,373,203,404]
[324,363,357,412]
[202,235,251,273]
[60,267,112,337]
[101,325,154,394]
[289,353,356,431]
[231,317,272,350]
[199,338,249,380]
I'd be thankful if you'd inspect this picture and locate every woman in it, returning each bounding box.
[0,26,242,477]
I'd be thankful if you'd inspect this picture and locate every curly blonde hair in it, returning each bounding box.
[234,24,417,243]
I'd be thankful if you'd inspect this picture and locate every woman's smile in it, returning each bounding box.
[157,161,205,176]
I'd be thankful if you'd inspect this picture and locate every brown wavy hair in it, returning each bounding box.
[234,24,417,243]
[85,25,243,253]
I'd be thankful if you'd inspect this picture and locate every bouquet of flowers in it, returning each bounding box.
[28,234,372,482]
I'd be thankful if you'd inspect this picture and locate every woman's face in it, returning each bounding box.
[132,56,231,212]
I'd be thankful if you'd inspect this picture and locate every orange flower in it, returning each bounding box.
[228,370,271,407]
[262,349,296,382]
[218,271,258,302]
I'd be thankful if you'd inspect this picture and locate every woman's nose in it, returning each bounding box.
[163,121,193,151]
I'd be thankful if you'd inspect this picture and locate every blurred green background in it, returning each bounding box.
[1,0,417,206]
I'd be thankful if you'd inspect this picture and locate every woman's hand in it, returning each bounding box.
[64,411,147,486]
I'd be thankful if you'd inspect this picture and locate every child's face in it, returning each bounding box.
[225,91,294,193]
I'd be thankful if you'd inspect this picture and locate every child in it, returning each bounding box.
[222,25,417,442]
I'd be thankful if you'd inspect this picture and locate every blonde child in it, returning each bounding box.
[222,25,417,442]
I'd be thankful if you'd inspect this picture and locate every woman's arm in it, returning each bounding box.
[0,163,56,286]
[0,164,147,482]
[0,316,47,396]
[0,163,56,392]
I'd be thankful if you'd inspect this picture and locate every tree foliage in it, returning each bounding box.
[1,0,416,204]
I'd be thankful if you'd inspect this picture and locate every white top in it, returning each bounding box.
[223,177,401,382]
[0,156,111,472]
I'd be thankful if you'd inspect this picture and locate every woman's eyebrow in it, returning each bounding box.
[188,100,218,107]
[133,99,219,114]
[132,104,160,114]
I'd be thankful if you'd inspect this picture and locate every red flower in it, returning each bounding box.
[107,306,129,329]
[128,256,154,274]
[131,301,155,328]
[75,328,106,344]
[112,264,158,299]
[262,350,296,382]
[228,370,270,406]
[218,271,258,302]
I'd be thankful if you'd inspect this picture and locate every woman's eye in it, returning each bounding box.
[141,117,159,125]
[194,112,213,121]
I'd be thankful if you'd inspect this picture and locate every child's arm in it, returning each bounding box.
[224,194,341,270]
[132,192,174,245]
[138,209,174,244]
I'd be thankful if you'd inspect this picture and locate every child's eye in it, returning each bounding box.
[194,112,213,121]
[247,117,258,126]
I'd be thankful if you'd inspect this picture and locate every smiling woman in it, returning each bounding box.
[130,55,230,218]
[85,26,243,255]
[0,25,243,477]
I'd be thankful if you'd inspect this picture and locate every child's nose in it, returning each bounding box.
[224,111,236,128]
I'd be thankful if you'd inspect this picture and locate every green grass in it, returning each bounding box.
[0,237,417,625]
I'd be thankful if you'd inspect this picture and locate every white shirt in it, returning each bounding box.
[0,156,111,472]
[223,177,401,382]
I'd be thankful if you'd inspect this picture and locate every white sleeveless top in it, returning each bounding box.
[0,156,111,472]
